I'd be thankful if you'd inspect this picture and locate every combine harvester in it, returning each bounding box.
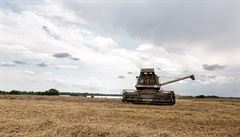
[122,68,195,105]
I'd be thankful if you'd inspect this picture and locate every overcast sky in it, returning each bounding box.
[0,0,239,97]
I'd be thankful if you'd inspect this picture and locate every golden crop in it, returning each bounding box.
[0,95,239,137]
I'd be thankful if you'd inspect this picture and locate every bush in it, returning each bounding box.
[44,88,59,96]
[0,90,6,94]
[9,90,21,95]
[35,89,59,96]
[195,95,205,99]
[205,95,219,98]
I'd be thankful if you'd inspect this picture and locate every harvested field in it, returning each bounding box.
[0,95,239,137]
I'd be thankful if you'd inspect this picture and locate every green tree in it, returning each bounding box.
[9,90,21,95]
[45,88,59,96]
[195,95,205,99]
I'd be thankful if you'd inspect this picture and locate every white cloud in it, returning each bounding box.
[136,43,154,51]
[198,75,235,85]
[55,65,79,69]
[23,70,35,74]
[43,71,53,75]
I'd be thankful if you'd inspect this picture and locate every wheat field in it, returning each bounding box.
[0,95,239,137]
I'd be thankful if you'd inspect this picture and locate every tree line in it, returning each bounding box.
[0,88,59,96]
[176,95,219,99]
[0,89,121,97]
[0,89,239,99]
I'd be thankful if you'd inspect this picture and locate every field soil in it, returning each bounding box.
[0,95,239,137]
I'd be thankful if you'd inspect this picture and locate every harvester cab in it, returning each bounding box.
[122,68,195,105]
[135,68,160,90]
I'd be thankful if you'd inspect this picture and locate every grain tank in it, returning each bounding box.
[122,68,195,105]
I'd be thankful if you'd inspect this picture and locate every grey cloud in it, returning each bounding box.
[53,52,80,61]
[36,62,47,67]
[203,64,226,71]
[118,75,125,79]
[65,1,237,51]
[127,72,133,74]
[42,25,50,33]
[69,57,80,61]
[42,25,60,39]
[0,62,15,67]
[13,60,29,65]
[207,75,216,79]
[2,61,47,67]
[53,52,71,58]
[140,56,148,61]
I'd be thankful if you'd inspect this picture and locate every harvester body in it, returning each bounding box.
[122,68,195,105]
